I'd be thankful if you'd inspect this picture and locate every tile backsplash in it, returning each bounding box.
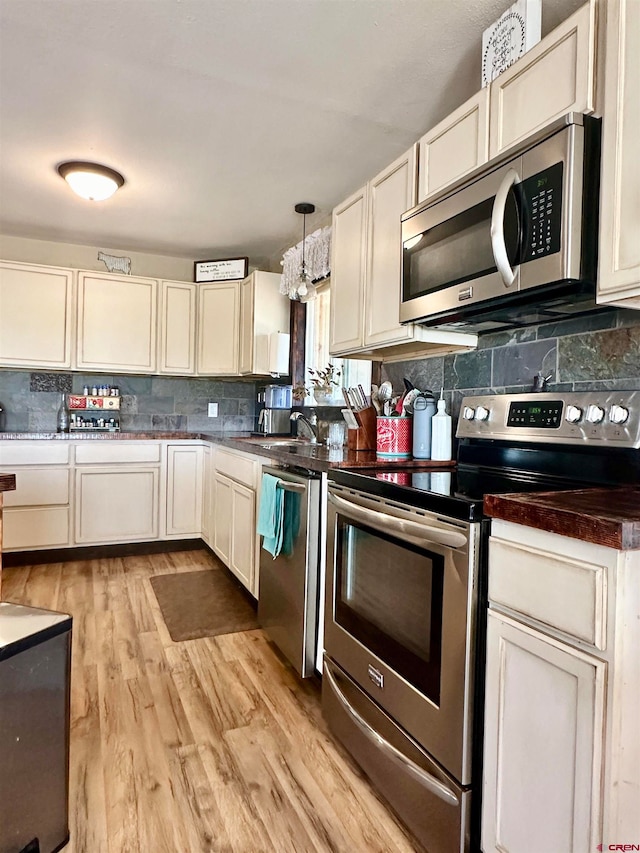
[382,308,640,421]
[0,371,257,433]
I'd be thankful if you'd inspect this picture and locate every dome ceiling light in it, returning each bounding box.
[57,161,125,201]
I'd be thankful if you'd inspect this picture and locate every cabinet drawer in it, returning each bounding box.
[0,443,70,466]
[489,536,607,649]
[3,468,69,507]
[75,443,161,465]
[3,507,70,550]
[213,448,259,488]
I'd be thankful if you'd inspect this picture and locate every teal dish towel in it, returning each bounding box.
[257,473,284,558]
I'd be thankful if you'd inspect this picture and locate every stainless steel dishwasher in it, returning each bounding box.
[257,464,322,678]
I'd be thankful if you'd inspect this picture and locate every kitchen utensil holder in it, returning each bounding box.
[347,406,377,451]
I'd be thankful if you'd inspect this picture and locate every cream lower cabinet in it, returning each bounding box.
[77,271,158,373]
[158,280,197,375]
[488,1,596,158]
[74,442,161,545]
[0,261,74,370]
[482,520,640,852]
[597,0,640,308]
[0,442,71,551]
[483,612,605,853]
[330,147,477,361]
[165,443,203,537]
[210,447,267,597]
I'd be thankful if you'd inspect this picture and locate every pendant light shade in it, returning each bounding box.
[294,202,316,302]
[57,161,125,201]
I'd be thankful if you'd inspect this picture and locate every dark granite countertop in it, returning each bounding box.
[0,431,456,475]
[485,488,640,551]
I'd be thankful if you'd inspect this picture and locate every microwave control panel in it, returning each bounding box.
[521,162,563,263]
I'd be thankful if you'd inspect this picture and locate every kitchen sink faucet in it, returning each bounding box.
[290,411,318,443]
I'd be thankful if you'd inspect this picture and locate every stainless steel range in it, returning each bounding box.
[323,391,640,853]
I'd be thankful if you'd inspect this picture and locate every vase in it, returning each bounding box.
[313,389,334,405]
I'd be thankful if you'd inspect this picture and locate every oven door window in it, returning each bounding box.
[335,517,444,705]
[403,190,520,299]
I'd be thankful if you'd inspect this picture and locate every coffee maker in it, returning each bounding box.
[257,385,293,435]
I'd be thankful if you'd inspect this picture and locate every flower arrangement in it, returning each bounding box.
[292,363,342,402]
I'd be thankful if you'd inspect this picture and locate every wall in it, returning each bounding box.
[0,235,196,281]
[382,308,640,420]
[0,370,257,434]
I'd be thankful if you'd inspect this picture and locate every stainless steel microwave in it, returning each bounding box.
[400,114,601,332]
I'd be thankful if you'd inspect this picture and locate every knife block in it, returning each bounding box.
[347,406,377,451]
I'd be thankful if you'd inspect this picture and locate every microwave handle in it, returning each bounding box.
[491,168,520,288]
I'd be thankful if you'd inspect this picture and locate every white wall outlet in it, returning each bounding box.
[208,402,219,417]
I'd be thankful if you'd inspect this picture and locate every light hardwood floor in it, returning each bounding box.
[2,549,423,853]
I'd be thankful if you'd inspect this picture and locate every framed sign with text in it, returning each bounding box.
[194,256,249,283]
[481,0,541,87]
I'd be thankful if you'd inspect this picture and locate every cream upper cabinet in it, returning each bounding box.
[76,271,158,373]
[158,280,197,375]
[197,281,241,375]
[239,271,290,375]
[0,261,74,369]
[417,88,490,203]
[329,185,368,354]
[489,1,597,158]
[330,149,477,361]
[364,146,419,348]
[597,0,640,308]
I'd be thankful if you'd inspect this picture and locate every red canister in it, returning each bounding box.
[376,416,412,459]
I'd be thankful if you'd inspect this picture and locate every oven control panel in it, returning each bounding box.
[457,392,640,447]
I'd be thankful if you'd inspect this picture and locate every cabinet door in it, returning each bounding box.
[597,0,640,307]
[197,282,240,375]
[482,611,605,853]
[329,186,367,355]
[230,481,256,592]
[364,145,417,348]
[201,445,212,545]
[75,466,159,544]
[489,1,597,158]
[77,272,158,372]
[0,262,74,369]
[158,280,196,375]
[239,271,289,376]
[417,89,489,202]
[212,472,233,566]
[165,445,203,537]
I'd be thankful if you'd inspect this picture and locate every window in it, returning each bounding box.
[304,282,372,402]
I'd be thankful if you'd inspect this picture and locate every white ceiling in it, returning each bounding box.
[0,0,583,269]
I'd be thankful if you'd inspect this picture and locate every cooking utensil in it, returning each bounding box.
[401,388,421,415]
[403,378,415,393]
[378,382,393,405]
[342,408,359,429]
[358,384,368,408]
[342,388,353,411]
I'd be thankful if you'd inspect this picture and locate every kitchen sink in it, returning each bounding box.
[258,439,318,449]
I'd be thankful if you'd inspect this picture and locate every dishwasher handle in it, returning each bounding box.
[328,491,467,550]
[278,481,306,493]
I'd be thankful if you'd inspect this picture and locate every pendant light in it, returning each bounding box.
[294,202,316,302]
[57,161,125,201]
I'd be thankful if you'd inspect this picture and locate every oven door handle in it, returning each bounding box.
[324,661,460,807]
[491,167,520,288]
[328,492,467,550]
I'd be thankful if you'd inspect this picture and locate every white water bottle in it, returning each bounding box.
[430,389,452,461]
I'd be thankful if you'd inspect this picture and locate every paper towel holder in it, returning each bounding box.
[268,331,290,376]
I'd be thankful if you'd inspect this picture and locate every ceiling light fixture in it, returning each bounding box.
[294,202,316,302]
[57,161,125,201]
